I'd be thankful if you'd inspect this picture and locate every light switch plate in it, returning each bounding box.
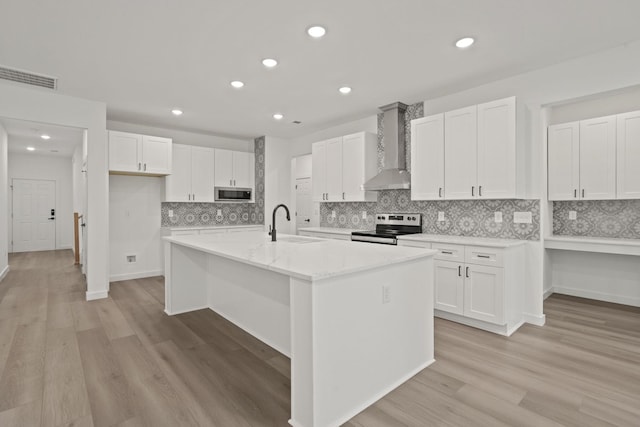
[438,212,445,221]
[513,211,532,224]
[332,210,336,218]
[494,212,503,223]
[569,211,577,220]
[362,211,367,219]
[217,209,222,216]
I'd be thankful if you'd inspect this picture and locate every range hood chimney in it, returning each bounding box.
[362,102,410,191]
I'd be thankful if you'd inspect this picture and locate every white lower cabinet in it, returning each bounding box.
[464,264,504,324]
[433,260,464,315]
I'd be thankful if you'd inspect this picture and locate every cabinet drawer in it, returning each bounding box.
[432,244,464,262]
[464,246,503,267]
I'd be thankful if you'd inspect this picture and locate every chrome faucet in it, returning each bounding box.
[269,204,290,242]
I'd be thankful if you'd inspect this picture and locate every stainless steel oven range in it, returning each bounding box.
[351,213,422,245]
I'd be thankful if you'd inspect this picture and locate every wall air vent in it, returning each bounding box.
[0,65,57,90]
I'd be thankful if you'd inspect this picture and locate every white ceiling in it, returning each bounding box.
[2,0,640,140]
[0,117,84,157]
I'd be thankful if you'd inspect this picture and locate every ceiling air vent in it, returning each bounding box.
[0,65,57,90]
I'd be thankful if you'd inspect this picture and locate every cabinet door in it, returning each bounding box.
[445,106,477,199]
[341,133,366,201]
[191,146,216,202]
[165,144,192,202]
[325,137,343,201]
[464,264,504,325]
[433,260,464,315]
[616,110,640,199]
[214,149,234,187]
[141,135,172,175]
[232,151,253,188]
[311,141,327,201]
[411,114,445,200]
[108,131,142,173]
[477,97,516,199]
[580,116,616,200]
[548,122,580,200]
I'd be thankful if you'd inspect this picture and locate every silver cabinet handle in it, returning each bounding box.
[471,186,475,196]
[342,192,345,200]
[193,194,195,201]
[144,163,147,171]
[234,179,236,186]
[188,194,191,201]
[441,251,453,255]
[477,254,490,259]
[479,185,482,197]
[230,179,232,186]
[458,265,462,276]
[138,162,141,170]
[466,266,470,278]
[439,187,442,198]
[574,189,577,198]
[582,189,585,198]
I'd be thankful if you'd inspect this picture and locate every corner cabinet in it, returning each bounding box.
[108,131,172,176]
[214,149,255,189]
[411,96,521,200]
[548,115,617,201]
[312,132,377,202]
[165,144,215,202]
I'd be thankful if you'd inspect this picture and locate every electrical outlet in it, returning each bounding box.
[126,255,137,263]
[362,211,367,219]
[217,209,222,216]
[513,212,532,224]
[168,209,174,218]
[494,212,503,223]
[569,211,577,220]
[332,210,336,218]
[382,285,391,304]
[438,212,445,221]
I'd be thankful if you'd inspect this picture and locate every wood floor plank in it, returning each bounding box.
[41,327,91,427]
[46,302,74,331]
[0,400,42,427]
[94,298,135,341]
[70,301,102,332]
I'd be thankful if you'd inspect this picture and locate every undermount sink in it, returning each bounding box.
[276,236,323,244]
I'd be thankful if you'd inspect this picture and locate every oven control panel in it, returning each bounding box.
[375,213,421,226]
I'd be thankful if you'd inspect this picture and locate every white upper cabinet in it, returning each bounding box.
[411,114,445,200]
[477,97,517,199]
[214,149,254,189]
[108,131,172,176]
[548,115,617,201]
[311,132,377,202]
[165,144,215,202]
[616,110,640,199]
[579,116,616,200]
[444,105,477,199]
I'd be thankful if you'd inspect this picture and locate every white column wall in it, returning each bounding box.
[265,136,293,234]
[0,123,8,281]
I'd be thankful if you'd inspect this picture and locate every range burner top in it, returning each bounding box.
[351,213,422,245]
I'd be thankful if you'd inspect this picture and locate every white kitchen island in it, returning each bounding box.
[164,231,436,427]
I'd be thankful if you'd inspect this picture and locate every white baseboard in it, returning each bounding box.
[110,269,163,282]
[0,265,9,282]
[523,312,546,326]
[543,288,554,300]
[86,290,109,301]
[553,286,640,308]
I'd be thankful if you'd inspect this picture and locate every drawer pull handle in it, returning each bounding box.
[439,187,442,198]
[466,266,470,278]
[477,254,491,259]
[441,251,453,255]
[458,265,462,276]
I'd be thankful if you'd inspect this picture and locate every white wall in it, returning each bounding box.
[289,116,377,157]
[107,120,253,152]
[0,82,108,300]
[265,136,293,234]
[0,123,8,281]
[8,153,74,250]
[549,84,640,125]
[109,175,163,281]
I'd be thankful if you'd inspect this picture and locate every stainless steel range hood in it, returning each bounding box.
[362,102,410,191]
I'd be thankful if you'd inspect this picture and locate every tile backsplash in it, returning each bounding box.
[161,136,265,227]
[553,200,640,239]
[320,191,540,240]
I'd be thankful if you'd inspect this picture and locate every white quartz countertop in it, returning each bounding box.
[397,233,528,248]
[164,231,436,282]
[297,227,357,235]
[545,235,640,256]
[163,225,262,231]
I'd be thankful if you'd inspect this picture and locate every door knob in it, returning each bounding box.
[304,219,310,222]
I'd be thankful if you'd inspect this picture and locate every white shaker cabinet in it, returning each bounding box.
[616,110,640,199]
[311,132,377,202]
[444,105,477,199]
[108,131,172,176]
[214,149,254,189]
[411,114,445,200]
[165,144,215,202]
[433,260,464,315]
[464,264,504,324]
[548,116,616,200]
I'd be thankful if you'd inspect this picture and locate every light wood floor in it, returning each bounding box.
[0,250,639,426]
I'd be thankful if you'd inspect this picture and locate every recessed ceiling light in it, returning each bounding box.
[230,80,244,88]
[171,109,183,116]
[40,134,51,140]
[262,58,278,68]
[455,37,475,48]
[339,86,352,95]
[27,146,35,151]
[307,25,326,38]
[273,113,284,120]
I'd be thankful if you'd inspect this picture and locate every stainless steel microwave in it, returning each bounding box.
[214,187,252,202]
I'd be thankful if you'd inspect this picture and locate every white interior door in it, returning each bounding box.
[12,179,56,252]
[296,178,312,231]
